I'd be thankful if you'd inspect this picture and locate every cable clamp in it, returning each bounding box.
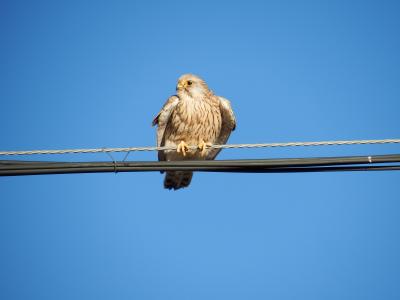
[102,147,118,173]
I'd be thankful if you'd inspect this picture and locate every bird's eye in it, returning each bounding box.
[187,80,193,86]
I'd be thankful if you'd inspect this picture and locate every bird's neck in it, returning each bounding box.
[178,89,213,102]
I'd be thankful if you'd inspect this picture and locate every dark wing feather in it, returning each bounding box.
[207,96,236,160]
[152,95,179,161]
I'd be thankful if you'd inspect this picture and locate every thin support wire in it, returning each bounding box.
[0,138,399,156]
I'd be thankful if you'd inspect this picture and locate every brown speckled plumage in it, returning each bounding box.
[152,74,236,190]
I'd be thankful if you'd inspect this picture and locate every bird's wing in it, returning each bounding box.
[152,95,180,161]
[207,96,236,160]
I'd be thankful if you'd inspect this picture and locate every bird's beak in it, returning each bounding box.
[177,81,186,90]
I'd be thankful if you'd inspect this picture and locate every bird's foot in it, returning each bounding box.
[177,141,189,156]
[198,140,212,156]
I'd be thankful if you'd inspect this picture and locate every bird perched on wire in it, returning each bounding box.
[152,74,236,190]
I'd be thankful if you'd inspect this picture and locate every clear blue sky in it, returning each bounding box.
[1,1,400,299]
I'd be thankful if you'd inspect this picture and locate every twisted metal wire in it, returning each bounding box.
[0,138,399,156]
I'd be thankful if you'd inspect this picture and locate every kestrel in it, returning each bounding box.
[152,74,236,190]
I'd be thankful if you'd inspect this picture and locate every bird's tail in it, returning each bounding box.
[164,171,193,190]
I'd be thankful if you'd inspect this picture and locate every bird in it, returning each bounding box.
[152,74,236,190]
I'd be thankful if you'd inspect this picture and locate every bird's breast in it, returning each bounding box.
[170,97,221,144]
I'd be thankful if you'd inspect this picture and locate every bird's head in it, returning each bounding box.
[176,74,209,98]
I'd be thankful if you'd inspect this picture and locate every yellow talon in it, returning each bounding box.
[177,141,189,156]
[198,140,211,156]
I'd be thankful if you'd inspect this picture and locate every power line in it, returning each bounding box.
[1,154,399,176]
[0,138,399,156]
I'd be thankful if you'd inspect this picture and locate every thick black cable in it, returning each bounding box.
[1,165,400,176]
[0,154,399,176]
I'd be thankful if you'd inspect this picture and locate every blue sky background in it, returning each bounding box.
[1,1,400,299]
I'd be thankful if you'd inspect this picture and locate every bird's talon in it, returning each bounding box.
[177,141,189,156]
[198,141,211,156]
